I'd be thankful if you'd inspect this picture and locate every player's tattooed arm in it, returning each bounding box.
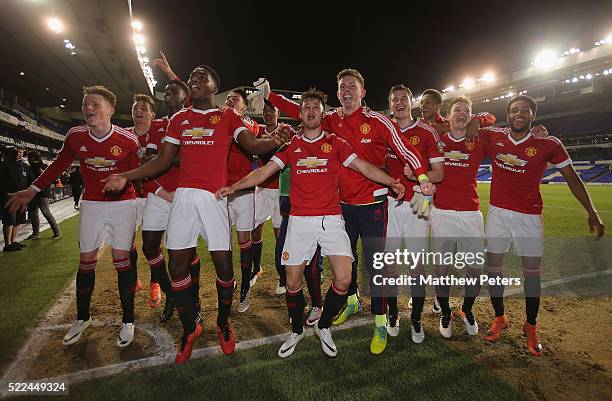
[558,164,605,239]
[216,161,281,200]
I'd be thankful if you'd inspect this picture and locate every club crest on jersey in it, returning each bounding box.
[85,157,117,167]
[496,153,527,167]
[321,143,332,153]
[445,151,469,161]
[210,115,221,125]
[437,140,446,152]
[296,157,328,168]
[110,145,122,156]
[525,147,538,157]
[466,141,475,151]
[183,128,214,138]
[360,123,371,135]
[409,136,420,146]
[241,116,254,128]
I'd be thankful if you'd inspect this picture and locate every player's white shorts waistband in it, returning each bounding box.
[282,214,353,266]
[485,205,543,257]
[79,199,137,252]
[166,187,232,251]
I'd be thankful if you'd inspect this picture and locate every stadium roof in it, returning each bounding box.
[0,0,149,114]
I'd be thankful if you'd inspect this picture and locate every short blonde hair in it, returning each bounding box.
[83,85,117,108]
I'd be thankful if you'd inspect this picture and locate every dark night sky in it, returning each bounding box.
[133,0,612,110]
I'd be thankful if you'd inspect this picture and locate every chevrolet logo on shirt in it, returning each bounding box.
[182,128,214,138]
[85,157,117,167]
[444,151,469,161]
[496,153,527,167]
[296,157,328,168]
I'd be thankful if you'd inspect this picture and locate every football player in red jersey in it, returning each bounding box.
[262,69,430,355]
[127,94,157,307]
[224,88,260,312]
[419,88,496,138]
[7,86,141,348]
[253,100,283,288]
[137,81,200,323]
[429,96,489,340]
[216,88,422,358]
[384,84,445,343]
[102,65,290,364]
[482,95,604,356]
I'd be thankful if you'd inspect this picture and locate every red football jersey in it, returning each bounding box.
[227,115,259,186]
[386,121,444,200]
[146,118,171,153]
[144,116,180,193]
[484,127,571,214]
[268,92,426,205]
[256,125,280,190]
[164,107,250,193]
[127,126,154,198]
[434,132,488,211]
[33,125,139,201]
[271,132,357,216]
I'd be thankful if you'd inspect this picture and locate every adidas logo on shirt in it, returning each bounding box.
[79,146,87,152]
[294,147,302,153]
[158,127,165,132]
[181,120,190,125]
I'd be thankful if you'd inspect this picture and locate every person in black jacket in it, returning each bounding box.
[26,151,61,240]
[68,166,83,209]
[1,145,31,251]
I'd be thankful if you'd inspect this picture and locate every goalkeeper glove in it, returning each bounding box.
[409,185,432,220]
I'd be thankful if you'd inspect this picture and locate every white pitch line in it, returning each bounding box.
[2,269,611,399]
[543,204,612,214]
[0,317,372,399]
[137,324,176,356]
[0,248,109,387]
[504,268,612,296]
[0,280,76,386]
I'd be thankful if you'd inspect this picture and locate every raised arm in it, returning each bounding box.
[152,51,180,81]
[267,91,301,120]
